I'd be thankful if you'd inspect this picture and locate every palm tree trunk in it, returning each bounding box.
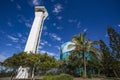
[83,52,87,78]
[98,70,100,76]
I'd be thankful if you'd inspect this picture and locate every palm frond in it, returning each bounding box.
[92,41,100,45]
[72,36,79,44]
[83,32,86,39]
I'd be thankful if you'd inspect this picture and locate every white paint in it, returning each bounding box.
[61,42,75,53]
[16,66,29,79]
[24,6,48,53]
[16,6,48,79]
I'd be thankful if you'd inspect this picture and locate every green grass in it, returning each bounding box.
[43,73,74,80]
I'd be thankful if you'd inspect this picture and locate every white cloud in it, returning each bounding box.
[38,46,43,49]
[16,4,21,10]
[49,33,61,41]
[105,33,108,38]
[18,33,22,37]
[77,21,81,28]
[40,50,55,56]
[53,4,63,14]
[40,40,48,46]
[40,40,51,47]
[56,26,63,30]
[0,54,6,62]
[83,28,88,32]
[40,42,45,46]
[6,43,12,46]
[46,17,50,21]
[17,15,25,23]
[21,37,27,43]
[43,26,47,30]
[0,30,5,34]
[118,24,120,27]
[48,44,52,47]
[64,0,68,4]
[10,0,14,2]
[25,22,32,28]
[60,41,65,44]
[39,50,46,53]
[53,23,57,26]
[17,15,33,28]
[25,23,32,28]
[15,45,23,51]
[68,19,77,23]
[7,35,19,42]
[7,22,13,27]
[51,0,55,2]
[43,32,48,36]
[57,16,62,20]
[41,32,62,42]
[33,0,41,5]
[29,0,41,6]
[54,46,60,50]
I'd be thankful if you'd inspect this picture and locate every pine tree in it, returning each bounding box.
[107,26,120,60]
[107,26,120,77]
[99,40,114,77]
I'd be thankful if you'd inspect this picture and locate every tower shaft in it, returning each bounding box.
[16,6,48,79]
[24,6,48,53]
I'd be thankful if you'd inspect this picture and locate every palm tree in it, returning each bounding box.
[71,32,101,78]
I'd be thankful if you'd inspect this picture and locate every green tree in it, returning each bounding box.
[58,59,68,73]
[3,52,58,78]
[99,40,114,77]
[99,27,120,77]
[3,52,28,68]
[87,50,102,76]
[67,50,83,76]
[71,33,101,78]
[107,26,120,77]
[36,53,58,73]
[107,26,120,60]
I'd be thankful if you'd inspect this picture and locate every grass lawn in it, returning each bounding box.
[40,76,120,80]
[74,78,120,80]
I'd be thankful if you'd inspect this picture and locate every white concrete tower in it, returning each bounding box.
[16,6,48,79]
[24,6,48,53]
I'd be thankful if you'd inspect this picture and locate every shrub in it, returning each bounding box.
[45,68,59,76]
[58,73,73,80]
[43,73,73,80]
[43,75,56,80]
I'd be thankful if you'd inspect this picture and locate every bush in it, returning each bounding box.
[43,75,56,80]
[43,73,74,80]
[0,71,13,77]
[58,73,73,80]
[45,68,59,76]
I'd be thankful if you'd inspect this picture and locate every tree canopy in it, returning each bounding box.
[99,26,120,77]
[2,52,58,74]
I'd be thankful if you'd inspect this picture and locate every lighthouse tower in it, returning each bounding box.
[24,6,48,53]
[16,6,48,79]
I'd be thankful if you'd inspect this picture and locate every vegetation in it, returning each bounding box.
[99,26,120,77]
[43,73,73,80]
[59,26,120,78]
[0,26,120,79]
[1,52,58,78]
[59,32,101,77]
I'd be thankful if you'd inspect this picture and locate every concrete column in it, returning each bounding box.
[24,6,48,53]
[15,6,48,79]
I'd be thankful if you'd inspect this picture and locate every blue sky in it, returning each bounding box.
[0,0,120,61]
